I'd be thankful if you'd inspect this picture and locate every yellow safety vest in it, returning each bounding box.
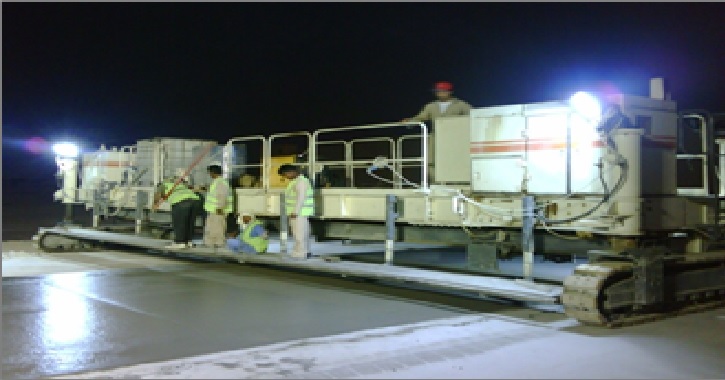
[163,181,199,205]
[241,219,268,253]
[284,175,314,216]
[204,177,234,214]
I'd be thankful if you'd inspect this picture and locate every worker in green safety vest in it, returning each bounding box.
[203,163,234,248]
[226,212,269,254]
[278,164,315,259]
[153,168,203,249]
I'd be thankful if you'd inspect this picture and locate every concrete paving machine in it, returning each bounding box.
[39,78,725,326]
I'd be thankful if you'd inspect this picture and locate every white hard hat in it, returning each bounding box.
[208,161,223,167]
[175,168,188,179]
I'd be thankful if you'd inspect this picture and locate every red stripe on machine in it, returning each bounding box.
[470,140,604,153]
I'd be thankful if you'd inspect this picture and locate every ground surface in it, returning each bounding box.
[3,240,725,379]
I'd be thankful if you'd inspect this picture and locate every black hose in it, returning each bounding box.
[539,127,629,225]
[540,159,628,225]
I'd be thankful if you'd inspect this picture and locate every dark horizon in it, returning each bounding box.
[4,2,725,183]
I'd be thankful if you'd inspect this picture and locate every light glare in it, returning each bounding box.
[569,91,602,124]
[52,142,79,158]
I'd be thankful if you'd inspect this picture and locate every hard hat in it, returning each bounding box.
[175,168,189,179]
[433,81,453,92]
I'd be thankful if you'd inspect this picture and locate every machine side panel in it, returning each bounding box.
[434,116,471,183]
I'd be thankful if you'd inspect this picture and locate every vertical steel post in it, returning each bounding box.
[92,189,101,228]
[279,192,288,254]
[135,190,146,235]
[64,204,73,225]
[385,194,398,265]
[522,195,535,280]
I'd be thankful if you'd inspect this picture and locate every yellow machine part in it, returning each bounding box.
[269,155,297,189]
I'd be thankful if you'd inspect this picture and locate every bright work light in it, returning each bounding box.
[569,91,602,124]
[52,142,79,158]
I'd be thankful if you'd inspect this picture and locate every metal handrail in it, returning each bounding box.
[312,122,428,190]
[224,136,267,188]
[315,158,423,166]
[396,134,425,189]
[269,131,312,189]
[313,140,351,187]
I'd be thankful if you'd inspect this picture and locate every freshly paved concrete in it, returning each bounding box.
[5,240,724,380]
[3,247,512,379]
[51,310,725,379]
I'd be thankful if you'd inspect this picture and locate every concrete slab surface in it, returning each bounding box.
[49,309,725,379]
[2,244,503,379]
[5,239,724,380]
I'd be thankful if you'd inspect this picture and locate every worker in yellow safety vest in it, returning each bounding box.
[278,164,315,259]
[226,212,269,254]
[153,168,203,249]
[203,163,234,247]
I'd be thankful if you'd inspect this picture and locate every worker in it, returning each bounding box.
[402,81,472,126]
[203,163,234,248]
[153,168,203,249]
[226,212,269,254]
[278,164,315,259]
[401,81,472,184]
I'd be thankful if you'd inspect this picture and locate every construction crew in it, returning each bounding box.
[402,81,472,125]
[278,164,315,259]
[203,163,234,248]
[154,168,203,249]
[226,212,269,254]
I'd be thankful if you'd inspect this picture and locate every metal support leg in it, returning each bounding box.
[279,193,288,254]
[522,195,535,281]
[385,194,398,265]
[92,189,101,228]
[63,203,74,225]
[135,190,147,235]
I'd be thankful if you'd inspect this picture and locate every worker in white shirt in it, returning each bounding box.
[401,81,472,183]
[402,81,472,125]
[278,164,315,259]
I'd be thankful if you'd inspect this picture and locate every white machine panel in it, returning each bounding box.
[434,116,471,183]
[472,156,525,192]
[470,101,603,194]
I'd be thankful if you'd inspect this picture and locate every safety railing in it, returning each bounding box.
[314,140,351,187]
[224,136,267,189]
[396,134,425,189]
[312,122,428,190]
[350,137,396,187]
[314,137,396,188]
[268,131,313,190]
[225,122,428,192]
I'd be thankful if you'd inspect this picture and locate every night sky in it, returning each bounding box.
[3,2,725,183]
